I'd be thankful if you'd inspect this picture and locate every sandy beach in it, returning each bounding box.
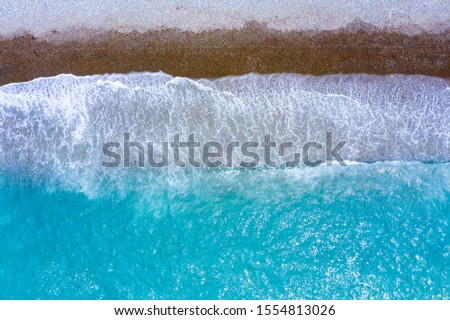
[1,24,448,85]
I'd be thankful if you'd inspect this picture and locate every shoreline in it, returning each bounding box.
[1,24,449,85]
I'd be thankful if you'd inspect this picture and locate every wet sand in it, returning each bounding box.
[1,24,449,85]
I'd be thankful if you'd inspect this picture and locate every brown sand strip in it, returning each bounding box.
[1,24,449,85]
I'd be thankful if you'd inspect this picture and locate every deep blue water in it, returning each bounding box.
[1,163,449,299]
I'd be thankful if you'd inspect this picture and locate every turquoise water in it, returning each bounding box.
[1,163,449,299]
[1,73,449,299]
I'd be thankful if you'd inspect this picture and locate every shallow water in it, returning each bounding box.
[1,163,449,299]
[1,73,449,299]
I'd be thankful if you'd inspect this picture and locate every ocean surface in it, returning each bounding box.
[0,73,449,299]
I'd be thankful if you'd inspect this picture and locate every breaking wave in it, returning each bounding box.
[1,72,449,194]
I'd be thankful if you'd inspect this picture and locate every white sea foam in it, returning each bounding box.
[1,0,449,37]
[1,72,449,194]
